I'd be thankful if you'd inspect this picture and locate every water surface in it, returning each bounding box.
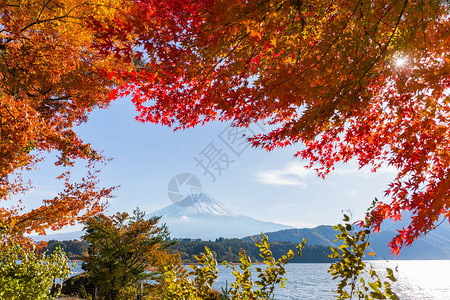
[71,260,450,299]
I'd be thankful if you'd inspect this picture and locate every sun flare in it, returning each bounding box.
[395,56,407,67]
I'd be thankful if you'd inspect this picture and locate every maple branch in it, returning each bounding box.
[301,0,364,74]
[260,0,365,96]
[434,217,449,230]
[0,103,17,121]
[201,31,251,82]
[243,46,263,71]
[19,2,91,33]
[340,0,409,98]
[36,0,52,23]
[30,85,52,96]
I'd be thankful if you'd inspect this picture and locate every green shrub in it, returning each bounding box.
[329,207,399,300]
[0,243,72,300]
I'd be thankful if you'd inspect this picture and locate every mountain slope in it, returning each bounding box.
[146,193,293,240]
[243,221,450,260]
[369,217,450,259]
[30,230,83,242]
[242,225,339,246]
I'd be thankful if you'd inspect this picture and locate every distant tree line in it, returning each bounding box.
[43,240,88,259]
[171,238,335,264]
[42,237,334,263]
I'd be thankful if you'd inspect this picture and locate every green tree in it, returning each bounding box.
[329,205,399,299]
[0,243,72,300]
[44,240,89,259]
[81,208,172,299]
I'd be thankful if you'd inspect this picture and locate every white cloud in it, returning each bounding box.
[344,189,358,196]
[255,162,314,187]
[255,159,398,188]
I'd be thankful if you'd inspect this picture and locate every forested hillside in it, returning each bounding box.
[42,238,334,263]
[171,238,334,263]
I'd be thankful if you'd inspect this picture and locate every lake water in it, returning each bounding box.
[70,260,450,299]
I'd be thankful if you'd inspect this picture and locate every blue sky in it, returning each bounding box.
[21,97,397,233]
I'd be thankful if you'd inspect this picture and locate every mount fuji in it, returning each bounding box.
[145,193,293,240]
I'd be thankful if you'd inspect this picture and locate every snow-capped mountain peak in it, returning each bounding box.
[152,193,241,218]
[146,193,293,240]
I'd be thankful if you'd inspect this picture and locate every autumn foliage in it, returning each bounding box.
[1,0,448,256]
[89,0,450,254]
[0,0,134,240]
[81,209,173,298]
